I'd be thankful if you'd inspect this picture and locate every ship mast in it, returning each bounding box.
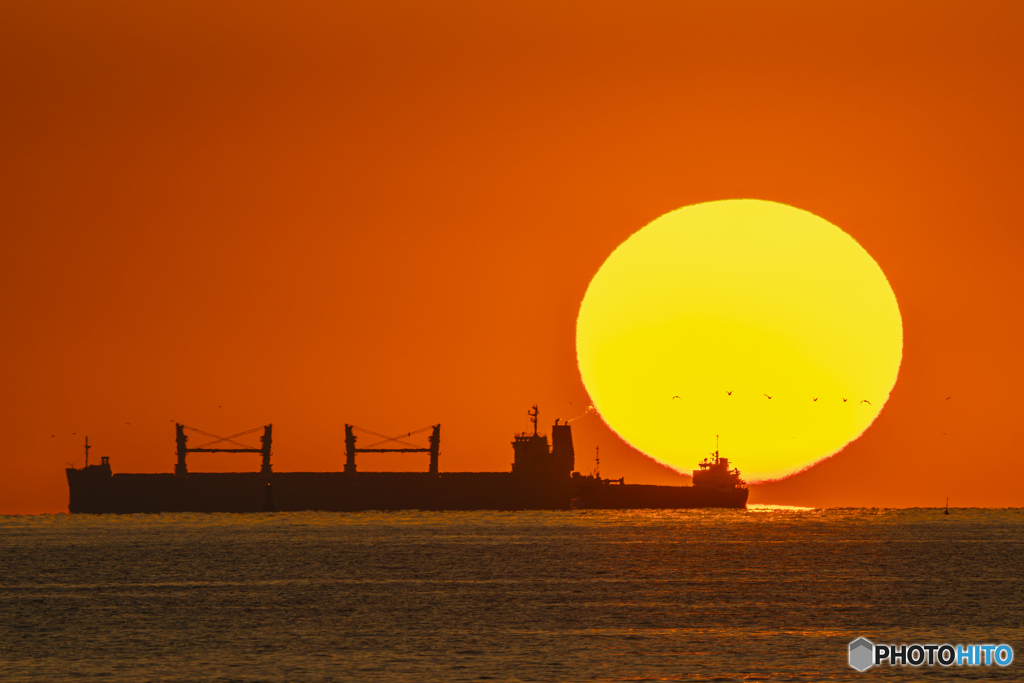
[595,445,600,479]
[84,436,91,468]
[528,404,539,436]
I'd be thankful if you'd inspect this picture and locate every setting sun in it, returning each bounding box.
[576,199,903,481]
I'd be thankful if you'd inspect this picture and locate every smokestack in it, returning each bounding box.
[550,423,575,473]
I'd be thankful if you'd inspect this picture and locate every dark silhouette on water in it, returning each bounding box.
[573,434,747,509]
[945,497,949,515]
[65,407,748,512]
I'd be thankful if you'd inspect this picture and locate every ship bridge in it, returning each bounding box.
[511,405,575,475]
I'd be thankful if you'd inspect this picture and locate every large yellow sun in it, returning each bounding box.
[576,199,902,481]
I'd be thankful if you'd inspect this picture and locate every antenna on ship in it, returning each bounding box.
[595,445,600,479]
[715,434,720,463]
[528,404,539,436]
[84,436,90,468]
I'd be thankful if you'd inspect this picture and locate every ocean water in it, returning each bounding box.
[0,507,1020,682]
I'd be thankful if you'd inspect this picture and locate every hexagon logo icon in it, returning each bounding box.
[849,637,874,672]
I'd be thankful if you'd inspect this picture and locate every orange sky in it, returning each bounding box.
[2,1,1022,513]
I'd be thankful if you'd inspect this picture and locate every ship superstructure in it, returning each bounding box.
[691,436,746,491]
[512,405,575,475]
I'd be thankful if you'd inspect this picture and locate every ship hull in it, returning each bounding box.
[67,469,747,513]
[66,469,576,513]
[575,481,748,509]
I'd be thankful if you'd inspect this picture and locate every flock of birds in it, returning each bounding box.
[671,394,955,404]
[671,391,877,404]
[50,397,956,440]
[51,406,226,438]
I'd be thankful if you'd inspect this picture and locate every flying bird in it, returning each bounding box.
[946,397,951,400]
[125,422,131,425]
[726,391,733,396]
[672,396,680,399]
[842,398,848,403]
[813,398,818,402]
[861,400,872,405]
[764,394,772,399]
[51,435,55,438]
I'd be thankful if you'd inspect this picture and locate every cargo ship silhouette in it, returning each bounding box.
[65,406,748,512]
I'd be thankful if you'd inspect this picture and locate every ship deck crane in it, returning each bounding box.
[344,424,440,475]
[175,423,272,478]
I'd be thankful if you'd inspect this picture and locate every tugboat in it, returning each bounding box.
[573,436,748,509]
